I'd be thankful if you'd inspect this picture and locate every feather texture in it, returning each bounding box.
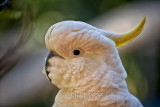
[45,20,144,107]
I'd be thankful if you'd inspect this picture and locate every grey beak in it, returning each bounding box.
[45,51,55,81]
[45,51,64,82]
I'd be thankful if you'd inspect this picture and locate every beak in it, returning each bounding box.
[45,51,64,81]
[45,51,54,81]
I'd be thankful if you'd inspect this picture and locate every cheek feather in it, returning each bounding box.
[68,60,85,74]
[46,57,86,88]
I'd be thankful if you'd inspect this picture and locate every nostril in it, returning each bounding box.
[48,51,55,58]
[45,52,55,70]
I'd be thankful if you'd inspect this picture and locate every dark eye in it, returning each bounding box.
[73,50,80,55]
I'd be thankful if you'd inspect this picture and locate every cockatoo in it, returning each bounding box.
[44,17,146,107]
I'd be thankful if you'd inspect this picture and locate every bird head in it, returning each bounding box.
[45,17,145,89]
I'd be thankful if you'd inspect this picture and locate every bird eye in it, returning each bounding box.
[73,50,80,55]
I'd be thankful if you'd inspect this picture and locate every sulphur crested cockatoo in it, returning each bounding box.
[44,17,146,107]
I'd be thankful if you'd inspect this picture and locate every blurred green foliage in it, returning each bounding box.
[121,53,148,99]
[0,0,132,31]
[0,0,135,50]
